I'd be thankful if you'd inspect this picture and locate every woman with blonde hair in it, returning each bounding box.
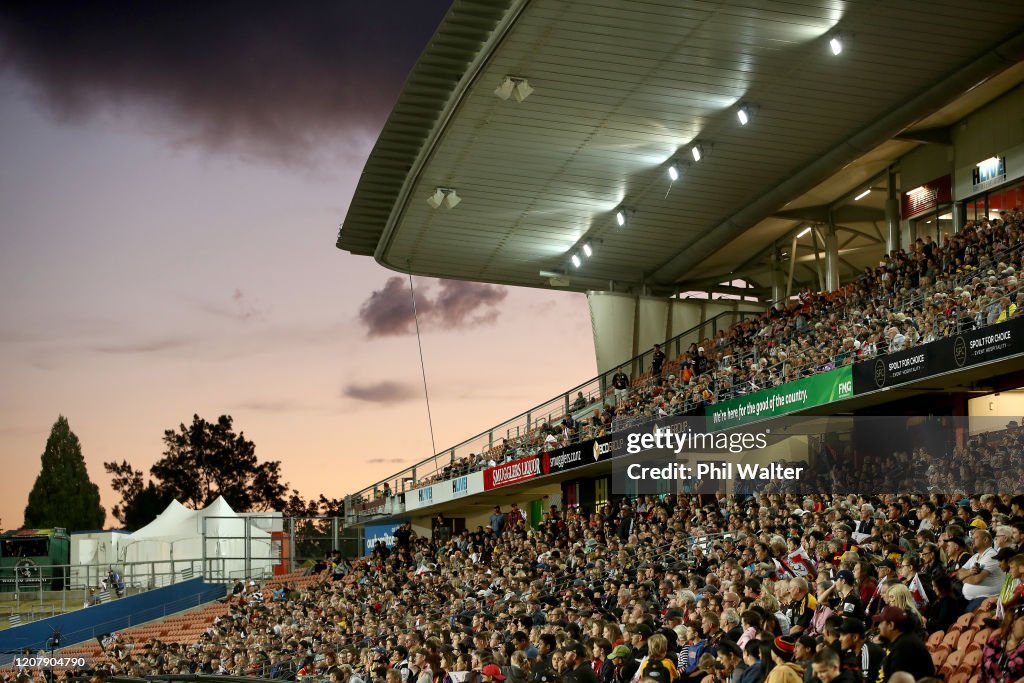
[636,634,679,682]
[883,583,926,638]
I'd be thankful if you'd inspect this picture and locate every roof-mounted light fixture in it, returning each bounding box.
[615,207,631,227]
[494,76,534,102]
[854,188,871,201]
[829,33,843,55]
[426,187,461,209]
[797,226,812,239]
[737,105,752,126]
[571,253,582,268]
[667,162,680,182]
[582,242,593,258]
[690,143,704,162]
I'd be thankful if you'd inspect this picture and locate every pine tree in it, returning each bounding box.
[24,416,106,531]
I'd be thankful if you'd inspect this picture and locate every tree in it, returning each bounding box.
[105,414,289,530]
[103,460,174,530]
[24,415,106,531]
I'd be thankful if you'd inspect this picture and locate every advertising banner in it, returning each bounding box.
[483,456,540,490]
[404,471,484,511]
[363,521,403,556]
[853,317,1024,393]
[707,367,854,430]
[540,434,628,475]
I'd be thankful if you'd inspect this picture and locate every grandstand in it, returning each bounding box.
[7,2,1024,683]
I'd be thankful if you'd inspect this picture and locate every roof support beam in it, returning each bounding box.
[648,30,1024,286]
[894,126,954,145]
[773,205,886,224]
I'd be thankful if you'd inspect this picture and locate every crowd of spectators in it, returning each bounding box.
[21,491,1024,683]
[372,211,1024,497]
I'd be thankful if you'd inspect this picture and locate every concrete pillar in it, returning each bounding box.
[824,224,840,291]
[886,167,900,253]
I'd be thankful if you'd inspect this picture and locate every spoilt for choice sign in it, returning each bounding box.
[484,456,540,490]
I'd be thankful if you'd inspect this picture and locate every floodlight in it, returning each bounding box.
[494,77,515,100]
[513,79,534,102]
[737,106,750,126]
[426,188,445,208]
[495,76,533,102]
[797,227,812,238]
[668,163,679,182]
[691,144,703,162]
[616,209,626,227]
[571,253,581,268]
[582,242,593,257]
[830,34,843,55]
[427,187,461,209]
[854,189,871,201]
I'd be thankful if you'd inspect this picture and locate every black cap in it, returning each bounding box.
[995,547,1017,562]
[837,618,866,636]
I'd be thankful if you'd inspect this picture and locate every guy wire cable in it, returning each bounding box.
[408,272,438,457]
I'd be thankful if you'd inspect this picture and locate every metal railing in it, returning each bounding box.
[346,306,759,515]
[347,224,1024,521]
[0,558,271,628]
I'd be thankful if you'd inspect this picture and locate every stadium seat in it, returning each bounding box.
[927,630,945,648]
[957,629,976,652]
[943,649,965,676]
[959,650,982,675]
[947,672,969,683]
[931,647,950,669]
[953,612,974,630]
[942,630,961,649]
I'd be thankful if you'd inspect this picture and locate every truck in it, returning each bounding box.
[0,528,70,591]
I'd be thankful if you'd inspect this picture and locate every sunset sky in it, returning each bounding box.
[0,1,596,530]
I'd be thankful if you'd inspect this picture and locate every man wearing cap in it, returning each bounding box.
[629,624,652,659]
[609,645,638,683]
[833,571,864,621]
[836,619,882,683]
[766,636,804,683]
[872,607,933,682]
[865,561,895,619]
[957,527,1004,611]
[482,664,506,683]
[943,534,970,573]
[563,642,599,683]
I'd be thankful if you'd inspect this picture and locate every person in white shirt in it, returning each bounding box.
[957,528,1004,610]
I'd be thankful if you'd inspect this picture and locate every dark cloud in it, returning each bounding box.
[357,277,430,337]
[366,457,407,464]
[342,380,417,403]
[0,1,451,165]
[432,279,508,327]
[358,277,509,337]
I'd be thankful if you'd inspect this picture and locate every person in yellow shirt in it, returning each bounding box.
[634,634,678,683]
[996,296,1016,323]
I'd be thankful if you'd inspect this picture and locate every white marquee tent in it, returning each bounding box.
[116,496,275,586]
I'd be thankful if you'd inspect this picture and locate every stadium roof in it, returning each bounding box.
[337,0,1024,295]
